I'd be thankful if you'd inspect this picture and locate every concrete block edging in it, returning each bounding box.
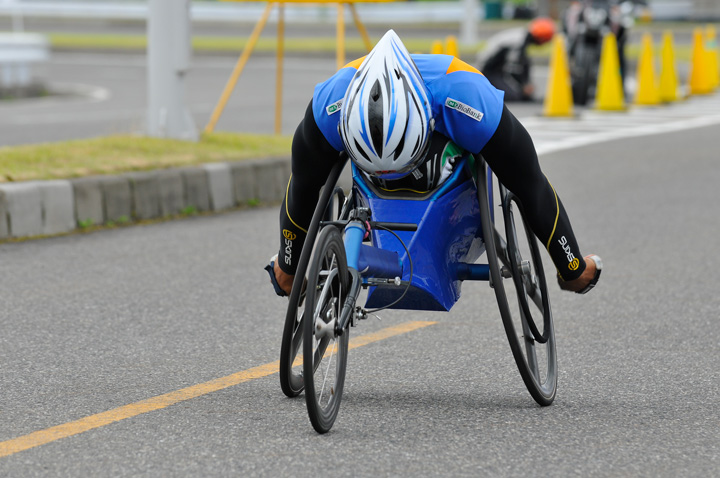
[0,157,290,240]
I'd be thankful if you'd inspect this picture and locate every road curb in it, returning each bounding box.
[0,156,291,240]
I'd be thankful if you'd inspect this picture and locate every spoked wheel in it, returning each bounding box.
[279,157,349,398]
[303,226,349,433]
[476,159,557,405]
[279,287,306,397]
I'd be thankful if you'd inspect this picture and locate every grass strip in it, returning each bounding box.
[48,33,445,55]
[48,30,695,60]
[0,132,292,183]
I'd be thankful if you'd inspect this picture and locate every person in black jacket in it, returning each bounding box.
[476,17,556,102]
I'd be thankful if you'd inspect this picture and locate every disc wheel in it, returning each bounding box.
[303,226,349,433]
[476,159,557,405]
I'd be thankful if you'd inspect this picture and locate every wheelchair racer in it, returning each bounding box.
[476,17,556,102]
[266,30,601,297]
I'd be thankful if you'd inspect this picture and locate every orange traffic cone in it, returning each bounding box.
[659,31,680,102]
[689,27,713,95]
[706,25,719,89]
[635,33,660,105]
[596,32,625,110]
[431,40,443,55]
[445,35,459,58]
[543,34,573,117]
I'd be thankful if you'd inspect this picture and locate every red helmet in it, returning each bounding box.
[529,17,555,44]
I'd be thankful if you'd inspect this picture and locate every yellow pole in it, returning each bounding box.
[204,3,274,134]
[337,3,346,69]
[275,4,285,135]
[348,3,373,52]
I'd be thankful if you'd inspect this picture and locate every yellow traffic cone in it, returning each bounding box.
[445,35,459,58]
[706,25,719,89]
[596,32,625,110]
[689,27,713,95]
[659,31,680,102]
[543,34,573,117]
[635,33,660,105]
[431,40,443,55]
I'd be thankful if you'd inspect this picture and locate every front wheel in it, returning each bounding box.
[303,226,350,433]
[279,158,348,397]
[476,159,557,406]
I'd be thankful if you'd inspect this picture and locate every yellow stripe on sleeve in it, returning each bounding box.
[284,175,308,234]
[545,178,560,251]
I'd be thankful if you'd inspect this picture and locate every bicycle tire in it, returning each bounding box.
[279,155,348,397]
[476,158,557,406]
[303,226,350,433]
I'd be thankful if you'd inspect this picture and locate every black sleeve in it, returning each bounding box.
[480,105,587,280]
[276,100,341,275]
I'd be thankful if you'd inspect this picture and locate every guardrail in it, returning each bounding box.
[0,32,48,89]
[1,0,718,23]
[0,0,472,24]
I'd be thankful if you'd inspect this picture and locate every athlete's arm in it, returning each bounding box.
[479,104,586,280]
[276,100,340,275]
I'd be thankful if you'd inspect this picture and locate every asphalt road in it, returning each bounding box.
[0,51,338,146]
[0,50,550,146]
[1,113,719,475]
[1,24,719,475]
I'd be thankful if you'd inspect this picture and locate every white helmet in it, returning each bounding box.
[339,30,434,180]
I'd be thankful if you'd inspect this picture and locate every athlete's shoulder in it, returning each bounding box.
[412,54,483,78]
[423,57,505,153]
[312,59,365,151]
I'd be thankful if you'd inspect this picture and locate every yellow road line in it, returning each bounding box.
[0,320,436,458]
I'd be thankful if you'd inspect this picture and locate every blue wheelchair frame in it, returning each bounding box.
[345,157,494,312]
[281,151,557,434]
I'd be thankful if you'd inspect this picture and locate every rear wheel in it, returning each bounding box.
[476,159,557,405]
[303,226,350,433]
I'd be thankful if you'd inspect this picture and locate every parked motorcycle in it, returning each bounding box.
[563,0,639,105]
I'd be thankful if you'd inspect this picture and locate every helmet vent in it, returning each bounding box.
[370,80,381,101]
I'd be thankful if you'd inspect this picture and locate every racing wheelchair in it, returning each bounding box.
[278,151,556,433]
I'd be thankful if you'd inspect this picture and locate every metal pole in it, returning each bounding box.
[147,0,197,140]
[275,4,285,135]
[459,0,478,46]
[348,3,373,52]
[204,3,274,134]
[337,3,345,70]
[8,0,25,32]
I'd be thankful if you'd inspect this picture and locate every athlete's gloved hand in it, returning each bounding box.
[264,255,288,297]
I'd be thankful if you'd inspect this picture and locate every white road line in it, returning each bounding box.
[524,92,720,156]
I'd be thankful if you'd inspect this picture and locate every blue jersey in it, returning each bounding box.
[312,54,505,155]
